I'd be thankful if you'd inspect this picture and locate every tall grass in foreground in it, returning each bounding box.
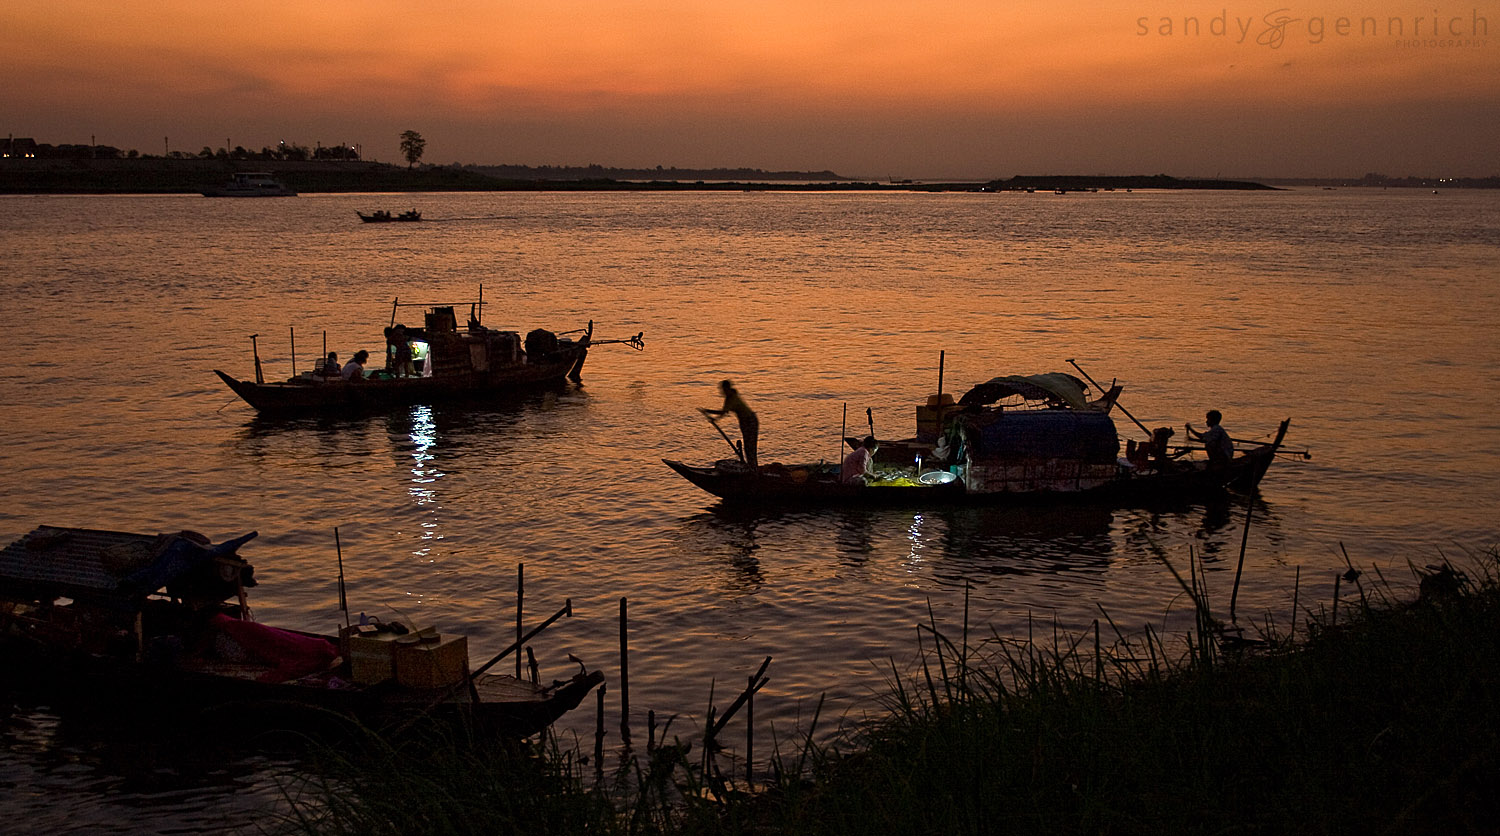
[272,548,1500,836]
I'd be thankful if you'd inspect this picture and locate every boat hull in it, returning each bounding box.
[215,347,588,414]
[0,633,602,739]
[664,442,1281,508]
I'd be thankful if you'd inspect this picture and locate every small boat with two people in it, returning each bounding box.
[0,525,603,736]
[200,171,297,197]
[357,209,422,223]
[214,288,645,414]
[664,361,1304,507]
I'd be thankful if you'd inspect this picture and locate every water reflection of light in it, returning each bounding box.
[408,406,443,509]
[906,513,926,569]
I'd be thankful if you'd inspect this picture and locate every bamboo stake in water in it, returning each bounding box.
[516,563,524,679]
[334,527,350,631]
[746,673,755,790]
[594,683,606,781]
[619,597,631,741]
[1230,501,1255,622]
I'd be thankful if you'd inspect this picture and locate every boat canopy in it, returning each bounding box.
[958,373,1094,410]
[0,526,256,611]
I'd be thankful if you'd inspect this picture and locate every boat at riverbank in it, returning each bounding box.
[0,525,603,737]
[215,292,644,414]
[200,171,296,197]
[665,371,1293,506]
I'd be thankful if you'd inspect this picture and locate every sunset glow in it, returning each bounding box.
[4,0,1495,176]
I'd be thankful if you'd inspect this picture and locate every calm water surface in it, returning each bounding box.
[2,189,1498,832]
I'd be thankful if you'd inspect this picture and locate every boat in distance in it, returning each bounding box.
[0,525,603,737]
[358,209,422,222]
[215,291,645,414]
[200,171,297,197]
[665,371,1297,507]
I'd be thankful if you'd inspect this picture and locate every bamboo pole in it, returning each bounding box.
[250,334,263,384]
[594,683,606,782]
[1067,358,1152,438]
[516,564,524,679]
[290,326,296,377]
[745,673,755,789]
[619,597,631,741]
[1230,501,1254,621]
[334,527,350,631]
[705,656,771,742]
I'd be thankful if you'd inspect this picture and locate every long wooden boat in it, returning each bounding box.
[358,209,422,223]
[0,526,603,737]
[215,293,644,414]
[666,371,1294,507]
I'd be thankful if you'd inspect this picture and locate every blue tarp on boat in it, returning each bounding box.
[962,409,1119,463]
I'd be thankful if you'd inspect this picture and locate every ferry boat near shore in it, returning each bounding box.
[200,171,296,197]
[214,290,645,414]
[0,525,603,737]
[665,368,1301,507]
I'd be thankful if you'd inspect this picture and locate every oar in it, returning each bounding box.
[1067,358,1151,438]
[866,407,875,439]
[699,409,745,462]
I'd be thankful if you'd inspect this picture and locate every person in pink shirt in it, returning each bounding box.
[841,435,879,484]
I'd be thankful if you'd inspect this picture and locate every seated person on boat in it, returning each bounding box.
[842,436,879,484]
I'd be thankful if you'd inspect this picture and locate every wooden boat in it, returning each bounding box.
[0,526,603,737]
[215,292,644,414]
[665,371,1294,507]
[358,209,422,223]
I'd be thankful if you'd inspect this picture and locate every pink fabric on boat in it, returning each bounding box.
[209,613,338,683]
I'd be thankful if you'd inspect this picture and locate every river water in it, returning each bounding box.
[1,188,1498,832]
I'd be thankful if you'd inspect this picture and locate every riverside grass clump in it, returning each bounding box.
[274,548,1500,836]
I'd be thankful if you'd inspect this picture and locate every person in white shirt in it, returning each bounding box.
[1185,409,1234,467]
[341,350,369,382]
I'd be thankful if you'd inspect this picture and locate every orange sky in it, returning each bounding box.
[4,1,1496,177]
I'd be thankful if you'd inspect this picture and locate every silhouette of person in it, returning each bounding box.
[841,435,880,484]
[390,324,415,377]
[704,379,759,468]
[341,350,369,382]
[320,352,341,377]
[1186,409,1234,468]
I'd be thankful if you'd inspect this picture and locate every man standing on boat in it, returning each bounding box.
[1186,409,1234,467]
[704,379,759,468]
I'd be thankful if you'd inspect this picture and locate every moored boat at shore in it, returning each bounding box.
[200,171,296,197]
[214,290,644,414]
[0,525,603,737]
[665,370,1297,507]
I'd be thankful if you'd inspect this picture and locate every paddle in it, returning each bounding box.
[699,408,745,462]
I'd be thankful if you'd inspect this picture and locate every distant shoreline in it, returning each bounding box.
[0,159,1296,195]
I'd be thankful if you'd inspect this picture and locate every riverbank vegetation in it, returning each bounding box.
[274,548,1500,835]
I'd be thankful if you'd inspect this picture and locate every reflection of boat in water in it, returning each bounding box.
[200,171,296,197]
[215,289,644,415]
[358,209,422,223]
[666,371,1293,507]
[0,526,602,737]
